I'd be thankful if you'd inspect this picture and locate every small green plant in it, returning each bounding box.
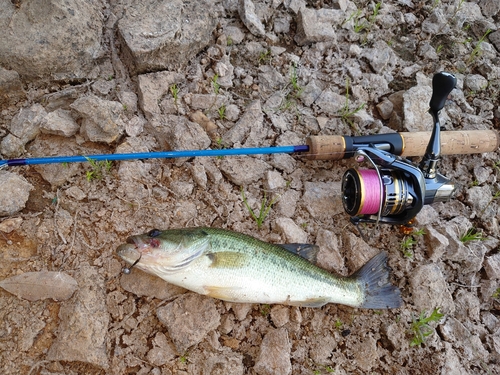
[492,288,500,299]
[170,83,179,104]
[289,63,303,98]
[179,354,188,364]
[334,319,343,330]
[460,228,486,243]
[227,35,233,46]
[211,74,221,95]
[410,307,444,347]
[241,187,278,229]
[400,228,425,258]
[260,304,271,316]
[122,104,128,111]
[84,157,112,181]
[339,78,365,129]
[218,104,226,120]
[467,29,492,65]
[258,49,272,64]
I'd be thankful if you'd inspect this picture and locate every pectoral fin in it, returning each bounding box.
[279,243,319,264]
[207,252,249,269]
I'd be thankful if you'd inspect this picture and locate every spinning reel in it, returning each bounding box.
[341,72,458,226]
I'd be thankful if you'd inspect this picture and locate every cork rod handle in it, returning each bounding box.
[305,130,499,160]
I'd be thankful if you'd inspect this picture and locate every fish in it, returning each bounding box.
[116,227,402,309]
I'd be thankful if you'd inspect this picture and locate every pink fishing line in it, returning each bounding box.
[358,169,382,215]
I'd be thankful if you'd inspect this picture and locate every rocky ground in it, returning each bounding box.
[1,0,500,374]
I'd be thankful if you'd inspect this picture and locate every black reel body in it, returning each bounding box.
[340,72,457,226]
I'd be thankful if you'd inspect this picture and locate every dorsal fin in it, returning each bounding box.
[279,243,319,264]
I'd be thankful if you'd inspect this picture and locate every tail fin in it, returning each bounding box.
[351,252,402,309]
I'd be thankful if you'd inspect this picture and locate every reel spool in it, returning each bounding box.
[341,72,458,226]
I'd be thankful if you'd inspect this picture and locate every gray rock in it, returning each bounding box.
[147,115,211,153]
[376,99,394,120]
[258,65,286,95]
[0,171,33,216]
[275,188,300,217]
[352,336,378,372]
[342,232,379,271]
[415,204,440,226]
[421,9,450,36]
[120,268,187,300]
[270,305,289,327]
[403,81,433,132]
[223,100,264,146]
[274,217,308,243]
[47,265,109,369]
[441,342,470,375]
[270,153,297,173]
[295,8,342,46]
[284,0,306,14]
[478,0,500,18]
[185,94,229,111]
[424,225,449,262]
[274,14,292,34]
[118,0,219,74]
[464,74,488,92]
[254,328,292,375]
[156,293,220,354]
[315,228,346,274]
[146,332,177,366]
[409,263,455,314]
[490,30,500,52]
[0,67,26,109]
[264,170,286,190]
[239,0,266,37]
[314,89,345,116]
[40,109,79,137]
[473,165,491,185]
[362,40,397,74]
[224,25,245,45]
[71,95,125,144]
[0,0,103,80]
[137,71,185,120]
[224,104,241,122]
[301,79,324,107]
[125,115,146,137]
[309,335,337,365]
[302,181,343,219]
[484,253,500,280]
[1,103,47,157]
[466,185,492,214]
[220,157,271,185]
[118,90,138,114]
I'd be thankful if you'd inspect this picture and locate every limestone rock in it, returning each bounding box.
[118,0,219,74]
[71,95,125,144]
[0,67,26,109]
[0,0,103,80]
[156,293,220,354]
[0,171,33,216]
[47,265,109,369]
[254,328,292,375]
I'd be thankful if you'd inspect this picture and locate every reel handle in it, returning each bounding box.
[306,130,499,160]
[429,72,457,113]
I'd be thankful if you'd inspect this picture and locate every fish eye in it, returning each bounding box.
[148,229,161,237]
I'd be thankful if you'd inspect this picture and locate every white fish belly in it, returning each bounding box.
[149,255,362,307]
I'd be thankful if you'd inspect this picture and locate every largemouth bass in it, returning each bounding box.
[117,227,402,309]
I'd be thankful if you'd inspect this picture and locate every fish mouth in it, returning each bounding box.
[117,236,144,264]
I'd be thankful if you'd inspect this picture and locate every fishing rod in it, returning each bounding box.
[1,73,498,225]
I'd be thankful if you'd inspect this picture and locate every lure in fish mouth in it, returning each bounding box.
[117,227,402,309]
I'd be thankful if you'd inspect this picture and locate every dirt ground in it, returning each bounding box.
[1,0,500,374]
